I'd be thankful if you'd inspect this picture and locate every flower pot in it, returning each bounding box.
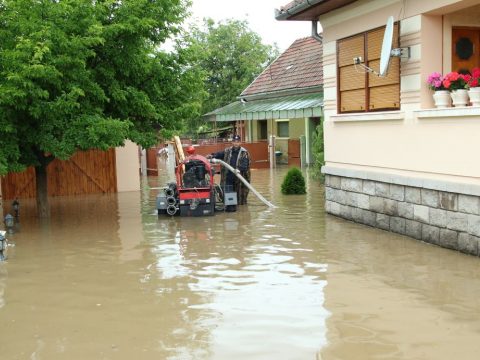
[432,90,451,108]
[468,87,480,106]
[451,89,469,107]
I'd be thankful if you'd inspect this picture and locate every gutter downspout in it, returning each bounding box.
[311,20,322,43]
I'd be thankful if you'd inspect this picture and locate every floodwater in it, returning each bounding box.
[1,163,480,360]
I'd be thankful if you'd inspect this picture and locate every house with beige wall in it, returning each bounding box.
[277,0,480,256]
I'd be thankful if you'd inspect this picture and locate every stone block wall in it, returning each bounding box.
[325,175,480,256]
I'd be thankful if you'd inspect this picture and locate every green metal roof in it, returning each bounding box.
[208,93,323,122]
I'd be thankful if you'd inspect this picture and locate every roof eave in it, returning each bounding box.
[239,85,323,102]
[202,92,324,122]
[275,0,358,21]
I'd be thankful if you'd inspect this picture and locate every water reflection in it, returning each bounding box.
[0,168,480,359]
[144,168,329,359]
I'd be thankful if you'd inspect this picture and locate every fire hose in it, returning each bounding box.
[209,158,276,209]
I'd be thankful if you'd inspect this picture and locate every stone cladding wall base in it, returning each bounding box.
[325,174,480,257]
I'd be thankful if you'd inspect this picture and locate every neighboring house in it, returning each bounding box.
[206,37,323,167]
[276,0,480,255]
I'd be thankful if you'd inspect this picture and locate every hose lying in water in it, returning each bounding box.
[210,158,276,209]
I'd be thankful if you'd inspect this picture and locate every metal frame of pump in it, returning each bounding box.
[159,154,218,217]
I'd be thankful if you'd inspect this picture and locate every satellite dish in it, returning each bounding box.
[352,16,409,77]
[379,16,394,77]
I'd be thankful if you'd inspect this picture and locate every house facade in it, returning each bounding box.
[207,37,323,167]
[277,0,480,256]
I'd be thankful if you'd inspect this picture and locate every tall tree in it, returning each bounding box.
[180,19,279,135]
[0,0,203,217]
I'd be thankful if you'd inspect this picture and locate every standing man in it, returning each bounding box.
[209,135,251,212]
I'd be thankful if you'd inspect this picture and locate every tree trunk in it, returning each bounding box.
[35,163,50,218]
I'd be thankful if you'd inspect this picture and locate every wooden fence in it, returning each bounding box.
[1,149,117,200]
[147,141,270,176]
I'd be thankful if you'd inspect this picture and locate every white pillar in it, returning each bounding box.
[269,135,276,169]
[140,148,147,176]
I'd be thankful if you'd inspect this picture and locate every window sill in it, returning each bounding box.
[415,107,480,119]
[331,111,405,123]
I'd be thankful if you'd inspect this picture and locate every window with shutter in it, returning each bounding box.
[337,24,400,113]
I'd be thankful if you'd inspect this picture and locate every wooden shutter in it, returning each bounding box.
[338,35,364,67]
[367,24,400,111]
[370,84,400,110]
[340,64,365,91]
[367,25,399,60]
[337,24,400,113]
[338,34,365,112]
[340,89,366,112]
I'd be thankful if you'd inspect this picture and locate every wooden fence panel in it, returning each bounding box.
[1,167,36,200]
[146,142,270,181]
[146,148,159,176]
[194,142,270,169]
[288,139,301,167]
[1,149,116,200]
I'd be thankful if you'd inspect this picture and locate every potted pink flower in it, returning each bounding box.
[427,72,450,108]
[468,67,480,106]
[427,72,445,91]
[443,72,469,107]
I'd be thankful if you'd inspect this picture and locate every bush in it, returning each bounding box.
[281,167,306,195]
[311,121,324,181]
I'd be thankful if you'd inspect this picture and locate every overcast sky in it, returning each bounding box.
[187,0,311,51]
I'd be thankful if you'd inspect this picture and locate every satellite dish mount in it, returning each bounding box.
[354,16,410,77]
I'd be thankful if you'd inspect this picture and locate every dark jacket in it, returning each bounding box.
[211,146,251,204]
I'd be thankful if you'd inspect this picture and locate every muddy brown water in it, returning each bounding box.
[1,166,480,360]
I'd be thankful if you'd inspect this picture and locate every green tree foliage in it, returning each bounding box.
[180,18,279,136]
[0,0,203,216]
[281,167,306,195]
[311,120,324,181]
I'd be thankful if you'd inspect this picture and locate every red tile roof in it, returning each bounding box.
[280,0,300,12]
[241,37,323,97]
